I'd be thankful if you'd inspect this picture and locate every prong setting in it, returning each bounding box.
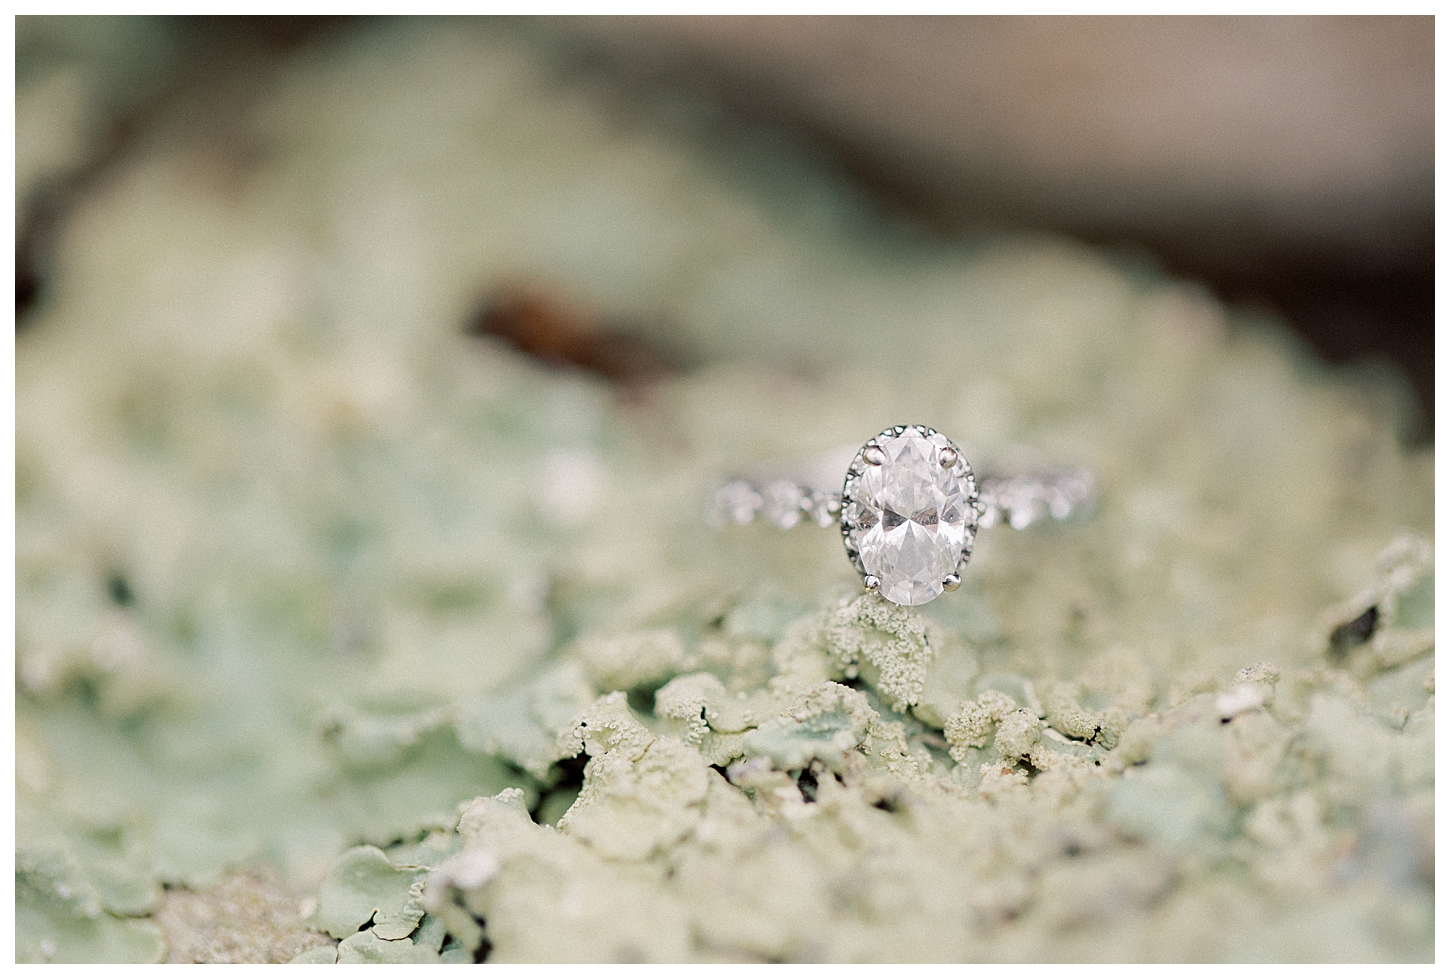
[862,445,886,466]
[938,447,958,469]
[941,573,961,591]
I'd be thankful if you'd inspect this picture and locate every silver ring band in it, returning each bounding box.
[708,468,1095,532]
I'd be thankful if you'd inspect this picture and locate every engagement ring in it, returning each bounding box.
[709,425,1094,606]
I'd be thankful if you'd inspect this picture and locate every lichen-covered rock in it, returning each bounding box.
[741,681,876,773]
[14,16,1434,964]
[822,595,935,711]
[307,845,427,941]
[16,848,167,964]
[453,660,598,778]
[560,734,714,863]
[993,708,1044,762]
[334,928,441,964]
[576,629,687,693]
[943,689,1019,760]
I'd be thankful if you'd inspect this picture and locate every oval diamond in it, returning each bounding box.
[841,426,979,605]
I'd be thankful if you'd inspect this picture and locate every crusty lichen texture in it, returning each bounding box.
[15,18,1433,963]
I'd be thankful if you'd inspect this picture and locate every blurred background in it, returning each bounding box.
[16,15,1435,437]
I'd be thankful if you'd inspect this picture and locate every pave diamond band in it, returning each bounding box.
[708,425,1095,606]
[707,470,1094,532]
[708,480,842,530]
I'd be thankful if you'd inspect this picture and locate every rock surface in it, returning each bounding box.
[14,18,1433,963]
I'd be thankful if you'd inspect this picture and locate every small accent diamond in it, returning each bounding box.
[761,480,808,530]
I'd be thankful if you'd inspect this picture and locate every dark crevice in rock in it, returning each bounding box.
[466,283,695,387]
[1330,605,1380,657]
[549,752,587,790]
[626,685,657,714]
[530,752,587,823]
[107,572,136,607]
[473,918,493,963]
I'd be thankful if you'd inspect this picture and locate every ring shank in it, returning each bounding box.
[708,468,1095,532]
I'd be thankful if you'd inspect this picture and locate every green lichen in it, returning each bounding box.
[14,15,1434,964]
[652,672,722,746]
[334,928,441,964]
[654,671,779,746]
[740,681,875,772]
[307,845,427,941]
[943,689,1019,760]
[453,660,597,778]
[822,594,935,711]
[909,630,980,728]
[16,849,167,964]
[555,695,714,862]
[576,629,687,693]
[556,691,655,762]
[993,708,1044,762]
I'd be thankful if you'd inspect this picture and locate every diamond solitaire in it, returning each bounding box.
[840,426,979,606]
